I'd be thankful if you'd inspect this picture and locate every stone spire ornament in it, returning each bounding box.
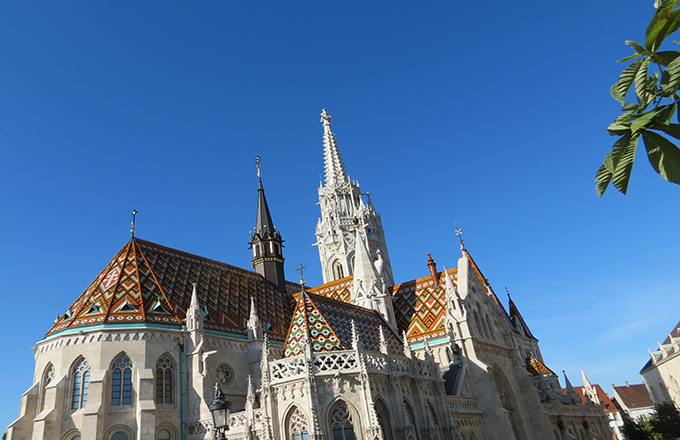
[314,110,394,286]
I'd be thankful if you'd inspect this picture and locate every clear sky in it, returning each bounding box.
[2,0,679,430]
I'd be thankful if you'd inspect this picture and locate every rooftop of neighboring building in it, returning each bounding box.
[612,382,653,410]
[568,385,618,413]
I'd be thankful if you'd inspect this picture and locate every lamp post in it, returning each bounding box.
[209,382,232,440]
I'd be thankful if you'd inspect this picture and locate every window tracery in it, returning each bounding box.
[156,355,173,404]
[288,407,309,440]
[111,354,133,405]
[330,401,356,440]
[71,359,90,410]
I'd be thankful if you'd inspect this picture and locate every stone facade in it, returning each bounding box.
[7,110,614,440]
[641,320,680,406]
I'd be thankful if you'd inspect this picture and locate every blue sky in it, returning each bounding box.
[2,0,679,430]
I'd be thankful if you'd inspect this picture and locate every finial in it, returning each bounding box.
[505,287,511,300]
[320,108,331,126]
[296,262,307,290]
[454,223,464,248]
[131,209,137,237]
[255,155,262,178]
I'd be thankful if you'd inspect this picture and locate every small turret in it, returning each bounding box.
[249,157,286,293]
[186,283,204,332]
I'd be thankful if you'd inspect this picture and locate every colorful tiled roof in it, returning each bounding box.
[309,276,353,303]
[613,383,653,410]
[48,238,296,339]
[281,292,403,357]
[392,269,457,344]
[527,357,556,377]
[282,292,345,357]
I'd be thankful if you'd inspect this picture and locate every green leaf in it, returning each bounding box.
[642,131,680,184]
[631,107,662,132]
[623,103,640,111]
[604,133,633,173]
[654,123,680,139]
[646,2,680,52]
[618,59,645,102]
[626,40,650,55]
[652,50,680,65]
[612,134,639,194]
[595,164,613,196]
[607,121,631,136]
[617,53,644,63]
[662,53,680,96]
[611,82,625,104]
[634,58,651,103]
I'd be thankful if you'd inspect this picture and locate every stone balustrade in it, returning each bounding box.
[448,396,482,414]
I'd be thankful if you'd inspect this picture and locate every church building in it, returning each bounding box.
[8,110,613,440]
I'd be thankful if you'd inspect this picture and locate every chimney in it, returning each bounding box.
[427,254,439,286]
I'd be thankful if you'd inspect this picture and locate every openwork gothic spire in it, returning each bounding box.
[321,109,349,188]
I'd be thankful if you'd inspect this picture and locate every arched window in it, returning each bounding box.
[111,354,133,405]
[473,311,483,337]
[287,407,309,440]
[374,399,392,440]
[111,433,128,440]
[491,365,527,440]
[156,355,173,404]
[470,433,478,440]
[330,400,356,440]
[156,429,171,440]
[39,363,55,412]
[403,399,417,430]
[71,359,90,409]
[332,260,344,280]
[485,314,495,338]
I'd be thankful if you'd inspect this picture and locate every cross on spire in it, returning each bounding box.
[296,262,307,287]
[255,155,261,178]
[131,210,137,237]
[454,223,464,247]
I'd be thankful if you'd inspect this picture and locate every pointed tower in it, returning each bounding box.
[314,109,394,286]
[350,225,397,330]
[250,158,286,292]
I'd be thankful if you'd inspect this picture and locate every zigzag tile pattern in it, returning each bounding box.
[392,269,457,344]
[48,238,295,340]
[282,293,345,358]
[309,276,353,303]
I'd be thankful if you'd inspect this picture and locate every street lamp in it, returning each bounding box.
[209,382,232,440]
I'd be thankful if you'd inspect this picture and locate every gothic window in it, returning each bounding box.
[287,407,309,440]
[329,400,356,440]
[332,260,344,280]
[403,399,417,430]
[111,354,133,405]
[491,365,527,440]
[216,364,233,385]
[473,311,483,337]
[374,399,392,440]
[485,314,495,338]
[156,355,173,404]
[39,363,55,412]
[71,358,90,410]
[470,434,478,440]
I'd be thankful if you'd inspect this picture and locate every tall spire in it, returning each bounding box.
[320,109,349,187]
[314,110,394,286]
[250,157,286,292]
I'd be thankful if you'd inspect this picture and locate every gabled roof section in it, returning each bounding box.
[282,292,403,357]
[663,319,680,345]
[527,356,556,377]
[509,296,535,339]
[310,275,353,303]
[392,269,457,344]
[613,383,653,410]
[282,292,345,358]
[312,293,403,354]
[48,238,295,339]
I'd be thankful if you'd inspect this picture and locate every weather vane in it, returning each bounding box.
[255,155,261,178]
[131,210,137,237]
[454,223,464,246]
[505,286,511,300]
[296,262,307,288]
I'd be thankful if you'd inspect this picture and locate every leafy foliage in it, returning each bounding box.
[621,402,680,440]
[600,0,680,195]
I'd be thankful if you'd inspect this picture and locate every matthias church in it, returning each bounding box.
[9,111,613,440]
